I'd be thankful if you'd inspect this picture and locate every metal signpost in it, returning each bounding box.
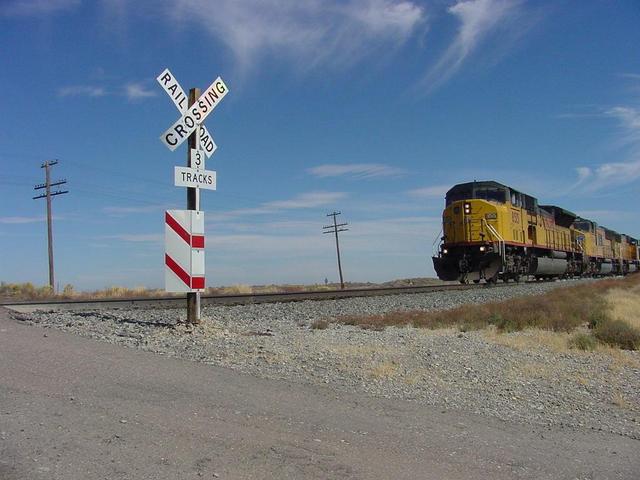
[157,68,228,324]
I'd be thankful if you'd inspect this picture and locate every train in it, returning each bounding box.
[432,180,640,283]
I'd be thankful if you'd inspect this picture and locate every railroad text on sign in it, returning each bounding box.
[157,68,188,114]
[198,125,217,157]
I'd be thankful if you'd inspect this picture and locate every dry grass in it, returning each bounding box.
[369,361,399,379]
[606,285,640,331]
[2,277,438,301]
[510,361,554,380]
[482,328,572,353]
[611,391,628,409]
[0,282,167,300]
[326,344,390,358]
[0,282,53,300]
[595,343,640,370]
[206,283,343,296]
[593,319,640,350]
[567,332,597,351]
[574,374,589,387]
[2,281,341,301]
[87,286,166,299]
[310,319,330,330]
[207,284,254,295]
[334,275,640,350]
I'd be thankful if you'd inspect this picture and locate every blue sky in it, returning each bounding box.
[1,0,639,290]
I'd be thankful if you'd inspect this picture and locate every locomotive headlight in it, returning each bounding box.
[464,203,471,214]
[442,248,448,254]
[479,246,486,252]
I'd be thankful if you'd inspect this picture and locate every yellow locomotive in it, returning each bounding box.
[433,181,639,283]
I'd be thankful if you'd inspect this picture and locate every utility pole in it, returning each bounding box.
[33,160,68,292]
[323,211,349,289]
[186,87,201,325]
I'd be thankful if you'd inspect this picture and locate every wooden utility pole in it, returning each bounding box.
[323,211,349,289]
[33,160,68,292]
[186,88,201,324]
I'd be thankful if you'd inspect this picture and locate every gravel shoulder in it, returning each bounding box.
[11,280,640,441]
[3,308,639,480]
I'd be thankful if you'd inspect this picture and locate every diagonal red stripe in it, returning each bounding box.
[165,212,191,245]
[165,253,190,287]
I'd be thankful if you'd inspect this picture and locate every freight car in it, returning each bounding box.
[432,181,639,283]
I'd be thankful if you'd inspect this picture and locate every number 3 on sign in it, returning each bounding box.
[191,149,205,171]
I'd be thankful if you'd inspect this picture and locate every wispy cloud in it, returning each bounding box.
[573,159,640,192]
[618,73,640,81]
[154,0,426,72]
[103,204,172,216]
[0,0,79,17]
[104,234,163,243]
[605,106,640,145]
[58,85,107,98]
[58,80,158,101]
[573,105,640,192]
[0,216,44,224]
[406,184,449,198]
[308,163,405,179]
[265,191,347,209]
[124,82,157,101]
[419,0,526,92]
[209,191,347,221]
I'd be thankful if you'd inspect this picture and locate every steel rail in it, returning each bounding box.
[1,282,518,312]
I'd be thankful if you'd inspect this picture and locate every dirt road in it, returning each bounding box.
[0,308,637,479]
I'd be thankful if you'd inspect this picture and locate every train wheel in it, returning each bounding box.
[513,274,521,283]
[473,279,480,284]
[486,273,498,285]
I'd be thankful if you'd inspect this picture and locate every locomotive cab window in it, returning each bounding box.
[474,187,506,203]
[509,190,523,207]
[446,187,472,206]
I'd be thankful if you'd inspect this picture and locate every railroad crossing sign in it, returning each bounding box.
[157,68,218,157]
[159,72,228,151]
[157,67,229,323]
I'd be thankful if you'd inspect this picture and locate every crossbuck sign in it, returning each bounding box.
[158,69,228,152]
[157,68,220,157]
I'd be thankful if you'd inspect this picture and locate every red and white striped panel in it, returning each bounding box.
[165,210,205,292]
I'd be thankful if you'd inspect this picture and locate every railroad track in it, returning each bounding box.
[1,282,519,312]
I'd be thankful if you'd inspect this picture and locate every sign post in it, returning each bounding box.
[187,87,201,323]
[157,68,228,325]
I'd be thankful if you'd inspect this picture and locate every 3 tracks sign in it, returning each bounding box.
[157,67,229,322]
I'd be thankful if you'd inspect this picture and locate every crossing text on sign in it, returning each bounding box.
[161,77,228,150]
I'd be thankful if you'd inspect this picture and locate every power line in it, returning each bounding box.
[323,211,349,290]
[33,160,68,291]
